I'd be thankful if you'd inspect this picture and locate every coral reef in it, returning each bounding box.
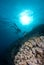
[13,36,44,65]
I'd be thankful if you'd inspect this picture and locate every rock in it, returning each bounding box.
[40,36,44,41]
[13,36,44,65]
[35,47,43,54]
[19,61,26,65]
[25,42,29,46]
[28,39,36,47]
[28,43,33,48]
[32,48,36,55]
[37,58,42,65]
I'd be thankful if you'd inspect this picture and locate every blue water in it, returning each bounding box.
[0,0,44,56]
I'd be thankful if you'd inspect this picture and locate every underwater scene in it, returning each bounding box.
[0,0,44,65]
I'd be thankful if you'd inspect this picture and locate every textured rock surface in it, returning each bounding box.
[13,36,44,65]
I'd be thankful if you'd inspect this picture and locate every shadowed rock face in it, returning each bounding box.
[0,24,44,65]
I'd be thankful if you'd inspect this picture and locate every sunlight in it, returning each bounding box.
[19,10,33,25]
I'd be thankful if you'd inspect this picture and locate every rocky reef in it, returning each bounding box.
[1,24,44,65]
[10,36,44,65]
